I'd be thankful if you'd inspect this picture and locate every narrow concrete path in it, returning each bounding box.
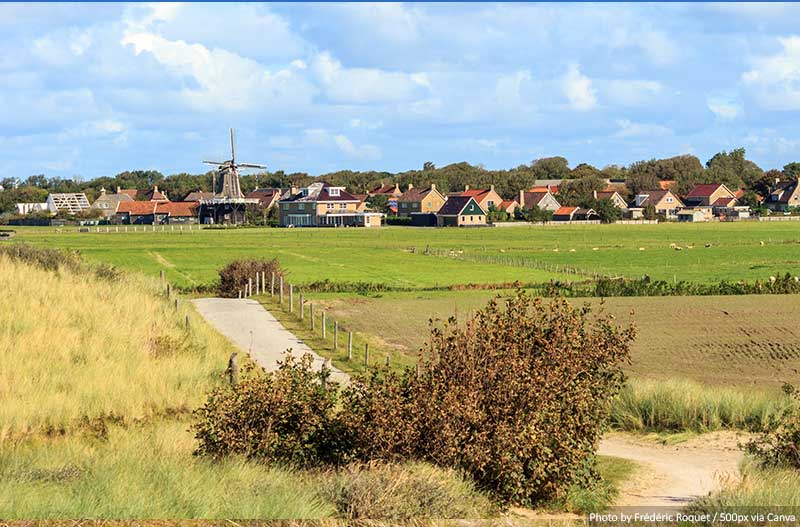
[192,297,348,384]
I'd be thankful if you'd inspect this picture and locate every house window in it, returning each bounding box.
[327,203,334,210]
[339,203,346,209]
[282,203,289,211]
[487,200,494,208]
[461,215,466,222]
[329,188,340,197]
[667,197,673,203]
[298,203,305,211]
[401,203,408,209]
[470,216,474,221]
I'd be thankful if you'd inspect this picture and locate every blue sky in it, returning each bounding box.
[3,2,800,179]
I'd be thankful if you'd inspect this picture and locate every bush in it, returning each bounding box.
[193,293,635,507]
[0,243,121,281]
[744,384,800,469]
[193,354,343,466]
[319,462,494,520]
[218,258,284,298]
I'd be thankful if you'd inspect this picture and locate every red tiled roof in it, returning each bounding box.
[554,206,578,216]
[116,201,157,215]
[117,189,138,198]
[686,183,725,198]
[500,200,518,210]
[733,189,745,199]
[659,180,676,190]
[156,201,198,217]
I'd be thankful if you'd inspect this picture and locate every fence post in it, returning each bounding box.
[364,343,369,366]
[238,290,242,299]
[166,283,171,299]
[228,352,239,386]
[255,272,260,295]
[311,304,315,331]
[289,284,294,313]
[160,269,165,285]
[348,332,353,360]
[334,321,338,350]
[248,277,253,297]
[279,276,284,304]
[322,311,326,339]
[261,271,266,294]
[271,272,275,296]
[174,298,179,311]
[299,294,304,320]
[385,353,390,367]
[185,315,190,330]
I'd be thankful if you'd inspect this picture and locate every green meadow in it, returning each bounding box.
[11,221,800,289]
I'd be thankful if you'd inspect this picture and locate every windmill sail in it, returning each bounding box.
[202,128,266,200]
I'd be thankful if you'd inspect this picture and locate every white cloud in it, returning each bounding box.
[562,64,597,110]
[707,95,742,120]
[614,119,673,138]
[301,128,381,160]
[742,36,800,110]
[310,51,430,104]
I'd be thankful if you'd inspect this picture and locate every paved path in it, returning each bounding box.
[192,297,348,384]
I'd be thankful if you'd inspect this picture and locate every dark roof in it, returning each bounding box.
[712,197,736,207]
[686,183,729,198]
[246,188,281,206]
[370,183,401,195]
[595,191,622,201]
[398,186,438,202]
[281,182,359,203]
[437,196,480,215]
[633,190,682,208]
[183,191,215,201]
[770,180,799,204]
[521,191,552,207]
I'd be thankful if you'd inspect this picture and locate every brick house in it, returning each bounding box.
[518,189,561,211]
[397,184,447,216]
[436,196,486,226]
[279,182,382,227]
[450,185,504,212]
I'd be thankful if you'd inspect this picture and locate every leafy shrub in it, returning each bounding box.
[217,258,284,298]
[744,384,800,468]
[319,462,494,520]
[193,354,342,466]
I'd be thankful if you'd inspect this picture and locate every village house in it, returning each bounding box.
[767,178,800,212]
[531,179,563,194]
[436,196,486,227]
[629,189,684,218]
[518,189,561,211]
[279,181,382,227]
[397,184,447,216]
[677,209,707,222]
[683,183,735,208]
[593,190,628,209]
[450,185,504,212]
[154,201,199,224]
[91,188,133,218]
[245,188,281,208]
[368,182,403,214]
[114,201,158,224]
[498,199,519,215]
[552,206,598,222]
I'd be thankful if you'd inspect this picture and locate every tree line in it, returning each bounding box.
[2,147,797,215]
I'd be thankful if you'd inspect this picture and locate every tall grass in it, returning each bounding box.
[611,379,792,433]
[690,459,800,511]
[0,253,230,442]
[0,421,333,518]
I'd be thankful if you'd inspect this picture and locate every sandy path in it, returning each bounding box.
[192,297,348,384]
[599,431,745,509]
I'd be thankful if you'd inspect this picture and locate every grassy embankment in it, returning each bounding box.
[1,251,630,517]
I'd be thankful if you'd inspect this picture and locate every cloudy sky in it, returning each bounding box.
[3,2,800,179]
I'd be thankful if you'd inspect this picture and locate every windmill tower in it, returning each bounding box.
[203,129,266,199]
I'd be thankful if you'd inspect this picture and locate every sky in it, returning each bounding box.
[3,2,800,180]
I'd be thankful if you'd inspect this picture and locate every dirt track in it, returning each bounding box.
[599,431,746,508]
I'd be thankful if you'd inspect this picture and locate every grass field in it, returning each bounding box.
[295,290,800,390]
[10,222,800,289]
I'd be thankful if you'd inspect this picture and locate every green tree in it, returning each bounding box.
[559,175,605,206]
[643,204,657,221]
[594,199,622,223]
[524,205,553,223]
[530,157,570,180]
[365,194,390,213]
[705,148,763,189]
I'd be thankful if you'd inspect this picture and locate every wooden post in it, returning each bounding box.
[334,321,338,350]
[174,298,178,311]
[364,343,369,366]
[185,315,190,330]
[348,332,353,360]
[160,269,165,285]
[322,311,326,339]
[385,353,390,367]
[262,271,266,294]
[289,284,294,313]
[271,272,275,296]
[228,352,239,386]
[238,290,242,299]
[299,294,304,320]
[166,283,171,298]
[255,272,260,295]
[248,277,253,298]
[311,304,315,331]
[279,276,284,304]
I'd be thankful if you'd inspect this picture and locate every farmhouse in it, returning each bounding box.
[114,201,157,224]
[767,178,800,212]
[594,190,627,209]
[245,188,281,208]
[155,201,199,224]
[279,182,383,227]
[397,184,447,216]
[436,196,486,227]
[630,189,684,218]
[91,188,133,218]
[684,183,735,208]
[450,185,503,212]
[518,189,561,211]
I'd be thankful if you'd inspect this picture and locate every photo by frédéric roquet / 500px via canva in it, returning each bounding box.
[4,2,800,526]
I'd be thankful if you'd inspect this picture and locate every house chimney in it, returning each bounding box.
[465,184,470,191]
[519,190,525,207]
[116,186,121,194]
[593,190,598,199]
[490,184,495,192]
[291,186,299,195]
[153,185,159,193]
[100,187,106,195]
[407,183,414,190]
[430,183,436,191]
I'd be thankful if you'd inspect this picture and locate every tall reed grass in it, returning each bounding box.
[690,459,800,511]
[0,254,231,443]
[611,379,792,433]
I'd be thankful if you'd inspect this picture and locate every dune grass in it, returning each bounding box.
[611,379,792,433]
[691,459,800,512]
[0,254,232,443]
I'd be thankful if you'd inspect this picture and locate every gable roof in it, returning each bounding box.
[686,183,732,198]
[500,199,518,210]
[370,183,402,196]
[245,188,281,206]
[659,180,677,190]
[437,196,484,216]
[521,191,553,207]
[554,206,578,216]
[712,196,737,207]
[398,186,442,202]
[770,180,799,204]
[116,201,157,215]
[116,188,138,198]
[281,182,359,203]
[595,190,623,201]
[183,191,215,202]
[632,189,683,208]
[47,193,90,213]
[156,201,198,217]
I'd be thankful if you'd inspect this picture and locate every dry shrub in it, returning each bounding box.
[193,354,343,466]
[193,293,634,507]
[217,258,284,298]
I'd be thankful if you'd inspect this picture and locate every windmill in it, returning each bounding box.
[203,129,266,199]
